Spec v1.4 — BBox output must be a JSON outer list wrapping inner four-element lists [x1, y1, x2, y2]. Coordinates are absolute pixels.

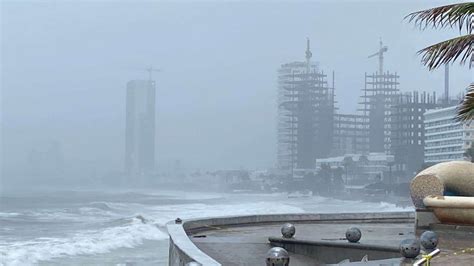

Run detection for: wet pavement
[[191, 222, 413, 265], [190, 221, 474, 265]]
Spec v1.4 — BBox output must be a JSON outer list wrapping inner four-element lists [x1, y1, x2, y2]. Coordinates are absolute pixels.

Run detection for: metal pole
[[413, 249, 441, 266], [444, 64, 449, 105]]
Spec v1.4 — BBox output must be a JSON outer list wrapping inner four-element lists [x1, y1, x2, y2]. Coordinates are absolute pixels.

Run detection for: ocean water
[[0, 189, 412, 265]]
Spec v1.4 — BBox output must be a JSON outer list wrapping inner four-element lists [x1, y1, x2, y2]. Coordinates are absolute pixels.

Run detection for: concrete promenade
[[167, 212, 415, 265], [191, 222, 413, 265], [167, 211, 474, 265]]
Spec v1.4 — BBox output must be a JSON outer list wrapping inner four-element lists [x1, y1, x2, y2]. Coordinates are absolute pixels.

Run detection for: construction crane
[[368, 39, 388, 75], [145, 66, 161, 81]]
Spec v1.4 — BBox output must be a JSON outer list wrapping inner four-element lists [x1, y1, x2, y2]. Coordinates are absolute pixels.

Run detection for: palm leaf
[[406, 3, 474, 33], [456, 83, 474, 122], [418, 34, 473, 70]]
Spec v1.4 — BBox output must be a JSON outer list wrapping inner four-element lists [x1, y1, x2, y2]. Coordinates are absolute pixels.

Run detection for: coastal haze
[[1, 1, 473, 266]]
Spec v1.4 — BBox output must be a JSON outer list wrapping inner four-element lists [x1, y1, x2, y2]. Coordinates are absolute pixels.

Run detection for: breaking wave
[[0, 216, 167, 266]]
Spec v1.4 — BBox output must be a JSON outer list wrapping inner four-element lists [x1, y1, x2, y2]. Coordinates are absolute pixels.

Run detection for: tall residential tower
[[125, 80, 156, 179]]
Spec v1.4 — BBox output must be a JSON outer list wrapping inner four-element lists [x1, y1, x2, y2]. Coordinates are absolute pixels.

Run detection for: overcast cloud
[[1, 1, 473, 183]]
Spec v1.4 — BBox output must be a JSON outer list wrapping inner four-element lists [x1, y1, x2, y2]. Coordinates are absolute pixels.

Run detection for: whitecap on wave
[[144, 201, 306, 226], [0, 216, 167, 266], [0, 212, 21, 218], [144, 190, 225, 201]]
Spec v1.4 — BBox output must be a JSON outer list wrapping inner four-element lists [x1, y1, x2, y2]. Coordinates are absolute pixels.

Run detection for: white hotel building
[[424, 106, 474, 163]]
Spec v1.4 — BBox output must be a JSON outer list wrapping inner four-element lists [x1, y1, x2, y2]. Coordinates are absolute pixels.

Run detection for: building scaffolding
[[277, 39, 335, 172], [332, 114, 369, 156], [276, 39, 447, 181], [390, 91, 439, 177], [359, 71, 400, 153]]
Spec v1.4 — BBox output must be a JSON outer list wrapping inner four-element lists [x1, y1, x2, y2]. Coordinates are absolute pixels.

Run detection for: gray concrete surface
[[191, 222, 413, 265], [167, 212, 414, 265], [167, 211, 474, 265]]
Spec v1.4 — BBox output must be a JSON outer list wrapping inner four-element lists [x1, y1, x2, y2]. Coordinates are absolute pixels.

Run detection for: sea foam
[[0, 217, 167, 266]]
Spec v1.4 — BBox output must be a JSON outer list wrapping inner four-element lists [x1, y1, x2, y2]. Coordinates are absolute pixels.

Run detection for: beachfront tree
[[359, 155, 369, 165], [406, 3, 473, 121], [464, 146, 474, 162]]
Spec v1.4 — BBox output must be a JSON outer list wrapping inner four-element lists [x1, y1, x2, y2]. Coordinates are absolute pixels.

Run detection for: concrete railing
[[167, 211, 414, 266], [167, 223, 221, 266]]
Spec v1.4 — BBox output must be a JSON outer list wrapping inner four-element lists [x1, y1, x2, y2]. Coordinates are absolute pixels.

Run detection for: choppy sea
[[0, 188, 412, 265]]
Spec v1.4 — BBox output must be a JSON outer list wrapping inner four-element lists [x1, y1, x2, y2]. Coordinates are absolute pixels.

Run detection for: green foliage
[[343, 156, 353, 166], [417, 35, 473, 70], [457, 84, 474, 121], [464, 146, 474, 162], [407, 3, 474, 120], [406, 3, 473, 70], [406, 3, 473, 33]]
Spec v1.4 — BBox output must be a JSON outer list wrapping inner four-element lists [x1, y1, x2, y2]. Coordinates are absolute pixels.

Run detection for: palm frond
[[456, 83, 474, 122], [406, 3, 474, 33], [418, 34, 473, 70]]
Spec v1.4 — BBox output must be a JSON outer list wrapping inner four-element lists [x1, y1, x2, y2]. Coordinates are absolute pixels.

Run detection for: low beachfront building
[[315, 153, 395, 185], [424, 106, 474, 164]]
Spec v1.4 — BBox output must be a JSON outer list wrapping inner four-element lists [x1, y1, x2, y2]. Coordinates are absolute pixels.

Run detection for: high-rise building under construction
[[277, 39, 335, 172], [390, 91, 439, 176], [359, 40, 400, 153], [277, 39, 448, 180]]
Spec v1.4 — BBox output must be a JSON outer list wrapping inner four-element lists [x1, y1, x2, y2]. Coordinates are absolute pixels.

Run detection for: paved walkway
[[191, 222, 413, 265], [191, 221, 474, 265], [425, 228, 474, 266]]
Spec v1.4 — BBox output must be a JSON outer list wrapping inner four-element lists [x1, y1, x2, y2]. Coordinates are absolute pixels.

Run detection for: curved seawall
[[167, 211, 414, 265]]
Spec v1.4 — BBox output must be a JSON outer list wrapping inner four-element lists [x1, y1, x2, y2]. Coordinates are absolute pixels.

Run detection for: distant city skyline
[[2, 1, 472, 181]]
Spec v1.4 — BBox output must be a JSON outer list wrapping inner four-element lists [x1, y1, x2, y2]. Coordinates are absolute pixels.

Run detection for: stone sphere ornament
[[265, 247, 290, 266], [420, 231, 439, 250], [345, 227, 362, 243], [281, 223, 296, 238], [399, 239, 421, 258]]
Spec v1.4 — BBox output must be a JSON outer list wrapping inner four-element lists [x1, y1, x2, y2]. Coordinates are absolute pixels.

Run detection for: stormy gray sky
[[1, 1, 473, 179]]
